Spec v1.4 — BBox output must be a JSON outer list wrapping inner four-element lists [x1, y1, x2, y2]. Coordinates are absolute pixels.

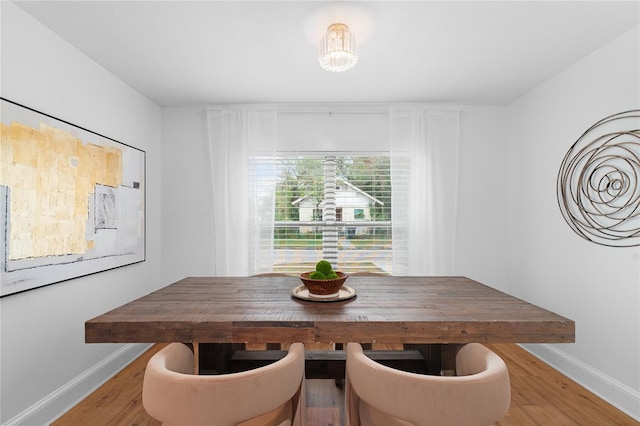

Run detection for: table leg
[[440, 344, 465, 376], [197, 343, 246, 375], [193, 342, 200, 375], [404, 344, 440, 375], [403, 344, 466, 375]]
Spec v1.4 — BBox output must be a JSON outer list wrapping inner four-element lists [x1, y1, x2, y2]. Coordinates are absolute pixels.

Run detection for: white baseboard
[[2, 343, 152, 426], [520, 343, 640, 422]]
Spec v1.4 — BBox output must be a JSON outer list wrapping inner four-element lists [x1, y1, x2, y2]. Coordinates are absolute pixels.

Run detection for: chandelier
[[319, 23, 358, 72]]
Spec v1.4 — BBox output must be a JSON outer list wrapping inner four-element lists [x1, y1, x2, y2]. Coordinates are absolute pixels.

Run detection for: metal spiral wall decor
[[557, 110, 640, 247]]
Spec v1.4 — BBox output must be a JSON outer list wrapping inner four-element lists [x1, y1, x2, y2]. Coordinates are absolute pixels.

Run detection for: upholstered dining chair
[[142, 342, 306, 426], [345, 342, 511, 426]]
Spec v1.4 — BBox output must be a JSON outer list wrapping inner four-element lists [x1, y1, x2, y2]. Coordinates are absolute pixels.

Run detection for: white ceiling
[[13, 1, 640, 107]]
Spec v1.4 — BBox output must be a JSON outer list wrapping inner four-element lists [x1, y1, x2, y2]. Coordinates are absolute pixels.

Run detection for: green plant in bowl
[[315, 260, 333, 276], [309, 271, 327, 280]]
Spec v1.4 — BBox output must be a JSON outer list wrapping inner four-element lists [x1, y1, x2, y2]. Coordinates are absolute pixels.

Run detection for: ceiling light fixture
[[319, 23, 358, 72]]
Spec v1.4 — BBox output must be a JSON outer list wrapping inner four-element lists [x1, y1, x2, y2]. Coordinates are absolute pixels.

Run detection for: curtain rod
[[206, 103, 463, 115], [278, 110, 389, 116]]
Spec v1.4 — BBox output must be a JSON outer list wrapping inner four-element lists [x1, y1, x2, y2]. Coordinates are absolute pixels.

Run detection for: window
[[210, 107, 459, 277], [250, 153, 392, 274]]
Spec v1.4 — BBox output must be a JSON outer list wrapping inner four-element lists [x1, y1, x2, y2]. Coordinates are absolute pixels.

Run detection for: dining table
[[85, 275, 575, 376]]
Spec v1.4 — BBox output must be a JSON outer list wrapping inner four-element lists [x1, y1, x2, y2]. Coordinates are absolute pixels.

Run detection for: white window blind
[[249, 152, 393, 274]]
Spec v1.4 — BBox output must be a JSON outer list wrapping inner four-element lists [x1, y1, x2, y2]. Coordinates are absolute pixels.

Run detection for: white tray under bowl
[[291, 284, 356, 302]]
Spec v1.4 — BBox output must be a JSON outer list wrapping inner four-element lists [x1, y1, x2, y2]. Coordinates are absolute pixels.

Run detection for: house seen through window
[[253, 153, 392, 274]]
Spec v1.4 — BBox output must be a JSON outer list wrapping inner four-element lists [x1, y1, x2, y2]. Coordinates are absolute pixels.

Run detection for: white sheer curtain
[[204, 106, 458, 276], [390, 108, 461, 275], [205, 108, 277, 276]]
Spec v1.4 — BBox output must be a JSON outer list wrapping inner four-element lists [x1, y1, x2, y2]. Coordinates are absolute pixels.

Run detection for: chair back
[[143, 342, 305, 426], [345, 342, 510, 426]]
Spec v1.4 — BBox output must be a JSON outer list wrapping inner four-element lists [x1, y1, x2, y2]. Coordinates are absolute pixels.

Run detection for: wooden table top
[[85, 276, 575, 345]]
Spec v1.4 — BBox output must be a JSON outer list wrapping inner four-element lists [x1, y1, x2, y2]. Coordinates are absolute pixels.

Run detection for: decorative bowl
[[299, 271, 348, 296]]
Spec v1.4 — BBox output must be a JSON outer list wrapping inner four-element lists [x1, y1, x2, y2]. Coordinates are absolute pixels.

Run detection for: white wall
[[505, 26, 640, 419], [161, 108, 214, 284], [456, 106, 509, 288], [0, 3, 163, 424]]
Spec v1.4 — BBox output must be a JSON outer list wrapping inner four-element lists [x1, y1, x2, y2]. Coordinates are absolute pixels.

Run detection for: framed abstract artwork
[[1, 98, 145, 297]]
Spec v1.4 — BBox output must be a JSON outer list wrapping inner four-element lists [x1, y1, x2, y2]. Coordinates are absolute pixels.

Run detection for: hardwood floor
[[52, 343, 638, 426]]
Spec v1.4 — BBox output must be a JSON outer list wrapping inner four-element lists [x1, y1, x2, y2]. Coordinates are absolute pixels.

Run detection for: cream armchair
[[143, 342, 306, 426], [345, 342, 511, 426]]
